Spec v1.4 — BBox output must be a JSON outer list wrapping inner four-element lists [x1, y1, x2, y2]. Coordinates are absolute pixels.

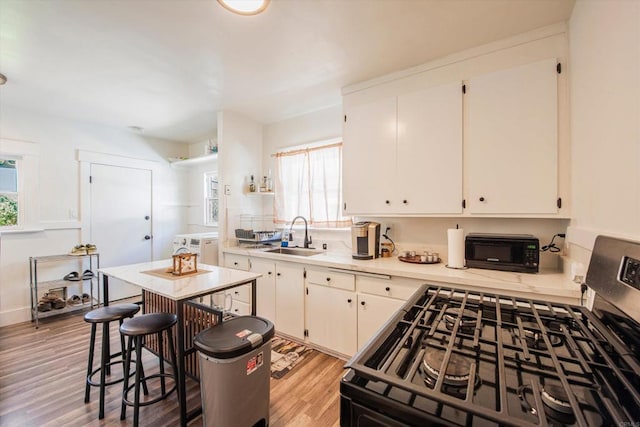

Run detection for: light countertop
[[99, 259, 261, 301], [223, 247, 582, 304]]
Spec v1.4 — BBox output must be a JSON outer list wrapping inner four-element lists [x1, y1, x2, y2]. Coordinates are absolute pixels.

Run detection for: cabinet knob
[[234, 291, 239, 295], [403, 200, 407, 204], [326, 277, 331, 282], [361, 301, 366, 306], [385, 287, 390, 292], [277, 272, 281, 276], [479, 197, 485, 202], [385, 200, 390, 205], [347, 299, 352, 303], [267, 271, 272, 275], [144, 235, 151, 240]]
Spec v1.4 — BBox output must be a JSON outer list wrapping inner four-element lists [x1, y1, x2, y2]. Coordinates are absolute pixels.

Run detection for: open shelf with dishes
[[29, 253, 100, 328]]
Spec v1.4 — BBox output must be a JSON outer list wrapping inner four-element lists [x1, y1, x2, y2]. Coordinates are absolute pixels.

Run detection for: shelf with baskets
[[29, 253, 100, 328]]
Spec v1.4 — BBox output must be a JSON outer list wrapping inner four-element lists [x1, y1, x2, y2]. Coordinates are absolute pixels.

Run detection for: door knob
[[144, 215, 150, 220], [144, 235, 151, 240]]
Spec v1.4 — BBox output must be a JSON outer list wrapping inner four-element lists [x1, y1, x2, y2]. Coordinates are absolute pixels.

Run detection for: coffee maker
[[351, 222, 381, 260]]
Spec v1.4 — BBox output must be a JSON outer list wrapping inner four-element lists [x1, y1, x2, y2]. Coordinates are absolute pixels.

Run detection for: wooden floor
[[0, 311, 344, 427]]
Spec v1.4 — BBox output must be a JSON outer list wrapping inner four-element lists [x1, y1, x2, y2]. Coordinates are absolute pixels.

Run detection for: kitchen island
[[99, 260, 261, 427]]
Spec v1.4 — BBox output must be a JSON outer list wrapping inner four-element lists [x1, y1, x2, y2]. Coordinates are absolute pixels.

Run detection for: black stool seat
[[84, 303, 141, 420], [119, 312, 177, 336], [120, 312, 179, 427], [84, 303, 140, 323]]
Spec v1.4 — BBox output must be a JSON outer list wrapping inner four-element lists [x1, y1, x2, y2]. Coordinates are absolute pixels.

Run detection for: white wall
[[217, 110, 264, 248], [567, 0, 640, 263], [0, 107, 189, 326]]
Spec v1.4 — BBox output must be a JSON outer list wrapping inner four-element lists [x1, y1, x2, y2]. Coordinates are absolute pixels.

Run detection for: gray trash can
[[194, 315, 275, 427]]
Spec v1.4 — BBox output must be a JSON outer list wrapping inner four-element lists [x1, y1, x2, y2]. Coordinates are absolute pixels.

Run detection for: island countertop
[[99, 259, 261, 301]]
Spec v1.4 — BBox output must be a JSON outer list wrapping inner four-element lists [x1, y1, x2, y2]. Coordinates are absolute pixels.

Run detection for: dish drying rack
[[235, 214, 286, 247]]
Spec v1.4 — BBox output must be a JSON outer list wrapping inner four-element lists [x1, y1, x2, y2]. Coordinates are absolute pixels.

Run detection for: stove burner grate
[[420, 348, 480, 391]]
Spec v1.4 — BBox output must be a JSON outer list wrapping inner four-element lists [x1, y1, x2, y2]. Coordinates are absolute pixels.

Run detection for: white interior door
[[90, 164, 152, 302]]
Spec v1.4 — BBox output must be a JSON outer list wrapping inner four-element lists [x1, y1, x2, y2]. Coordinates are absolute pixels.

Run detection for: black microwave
[[465, 233, 539, 273]]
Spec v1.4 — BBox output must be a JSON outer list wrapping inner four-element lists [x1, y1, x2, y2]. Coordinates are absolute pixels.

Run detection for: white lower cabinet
[[306, 284, 357, 356], [357, 293, 404, 351], [305, 267, 357, 356], [356, 275, 422, 351], [224, 253, 250, 271], [249, 258, 276, 323], [274, 262, 306, 340]]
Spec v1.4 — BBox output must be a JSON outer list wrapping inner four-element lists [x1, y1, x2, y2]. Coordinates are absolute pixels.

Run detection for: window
[[0, 159, 18, 227], [204, 172, 219, 226], [274, 141, 351, 228]]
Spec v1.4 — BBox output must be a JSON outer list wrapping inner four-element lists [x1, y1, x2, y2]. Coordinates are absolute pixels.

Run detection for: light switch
[[224, 184, 231, 196]]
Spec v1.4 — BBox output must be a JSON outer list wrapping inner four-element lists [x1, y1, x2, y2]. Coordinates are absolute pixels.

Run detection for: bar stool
[[120, 312, 179, 427], [84, 303, 141, 419]]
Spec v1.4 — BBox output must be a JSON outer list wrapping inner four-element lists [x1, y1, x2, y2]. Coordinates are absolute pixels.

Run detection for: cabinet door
[[466, 58, 558, 214], [357, 293, 404, 351], [397, 81, 463, 214], [250, 258, 276, 323], [224, 253, 249, 271], [274, 262, 305, 340], [343, 97, 397, 214], [306, 284, 357, 356]]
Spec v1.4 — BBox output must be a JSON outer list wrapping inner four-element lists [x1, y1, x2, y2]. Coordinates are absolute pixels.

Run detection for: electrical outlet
[[381, 223, 393, 238], [224, 184, 231, 196]]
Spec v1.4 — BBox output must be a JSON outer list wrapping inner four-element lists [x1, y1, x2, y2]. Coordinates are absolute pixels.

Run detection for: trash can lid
[[194, 316, 275, 359]]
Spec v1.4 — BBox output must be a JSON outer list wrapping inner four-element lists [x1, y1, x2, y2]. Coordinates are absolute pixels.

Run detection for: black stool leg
[[99, 321, 109, 419], [158, 331, 166, 395], [121, 335, 134, 421], [84, 323, 97, 404], [133, 335, 143, 427], [166, 326, 179, 400]]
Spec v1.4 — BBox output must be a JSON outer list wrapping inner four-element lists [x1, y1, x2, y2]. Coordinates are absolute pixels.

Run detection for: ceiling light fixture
[[217, 0, 270, 16], [0, 73, 7, 85]]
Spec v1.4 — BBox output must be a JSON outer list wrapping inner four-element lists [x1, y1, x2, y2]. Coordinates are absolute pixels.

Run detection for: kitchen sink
[[263, 247, 322, 257]]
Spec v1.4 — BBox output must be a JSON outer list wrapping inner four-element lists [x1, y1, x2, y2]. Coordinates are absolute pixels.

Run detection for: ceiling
[[0, 0, 575, 143]]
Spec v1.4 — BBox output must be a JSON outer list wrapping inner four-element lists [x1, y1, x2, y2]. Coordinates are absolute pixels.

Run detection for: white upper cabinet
[[397, 82, 463, 214], [465, 58, 559, 214], [343, 81, 463, 215], [342, 96, 397, 215]]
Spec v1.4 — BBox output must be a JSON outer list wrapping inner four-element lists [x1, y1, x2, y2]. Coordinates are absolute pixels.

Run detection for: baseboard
[[0, 306, 32, 328]]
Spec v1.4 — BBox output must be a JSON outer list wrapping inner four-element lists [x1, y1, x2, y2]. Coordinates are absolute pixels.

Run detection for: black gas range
[[340, 235, 640, 426]]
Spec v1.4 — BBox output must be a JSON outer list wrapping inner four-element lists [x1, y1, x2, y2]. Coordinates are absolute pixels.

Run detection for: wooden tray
[[398, 255, 441, 265]]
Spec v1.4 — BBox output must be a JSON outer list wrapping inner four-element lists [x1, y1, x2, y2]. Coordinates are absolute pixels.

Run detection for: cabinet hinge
[[557, 197, 562, 209], [303, 269, 307, 279], [344, 115, 347, 123], [557, 63, 562, 74], [462, 199, 466, 209], [89, 176, 92, 184], [306, 287, 308, 295], [462, 84, 466, 94], [304, 329, 309, 337], [343, 202, 347, 211]]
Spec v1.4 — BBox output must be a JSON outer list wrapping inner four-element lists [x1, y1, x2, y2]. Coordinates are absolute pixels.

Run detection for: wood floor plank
[[0, 311, 345, 426]]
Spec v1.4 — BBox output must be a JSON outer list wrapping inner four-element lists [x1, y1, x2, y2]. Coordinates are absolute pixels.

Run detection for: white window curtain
[[274, 142, 352, 228]]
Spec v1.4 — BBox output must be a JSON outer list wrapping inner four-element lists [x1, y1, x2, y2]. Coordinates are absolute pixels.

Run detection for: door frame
[[77, 150, 159, 258]]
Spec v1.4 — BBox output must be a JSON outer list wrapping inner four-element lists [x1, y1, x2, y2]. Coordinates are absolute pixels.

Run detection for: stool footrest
[[87, 359, 139, 388], [122, 373, 177, 407]]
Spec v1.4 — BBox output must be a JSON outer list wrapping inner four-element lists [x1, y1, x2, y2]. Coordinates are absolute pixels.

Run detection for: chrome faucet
[[289, 216, 312, 248]]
